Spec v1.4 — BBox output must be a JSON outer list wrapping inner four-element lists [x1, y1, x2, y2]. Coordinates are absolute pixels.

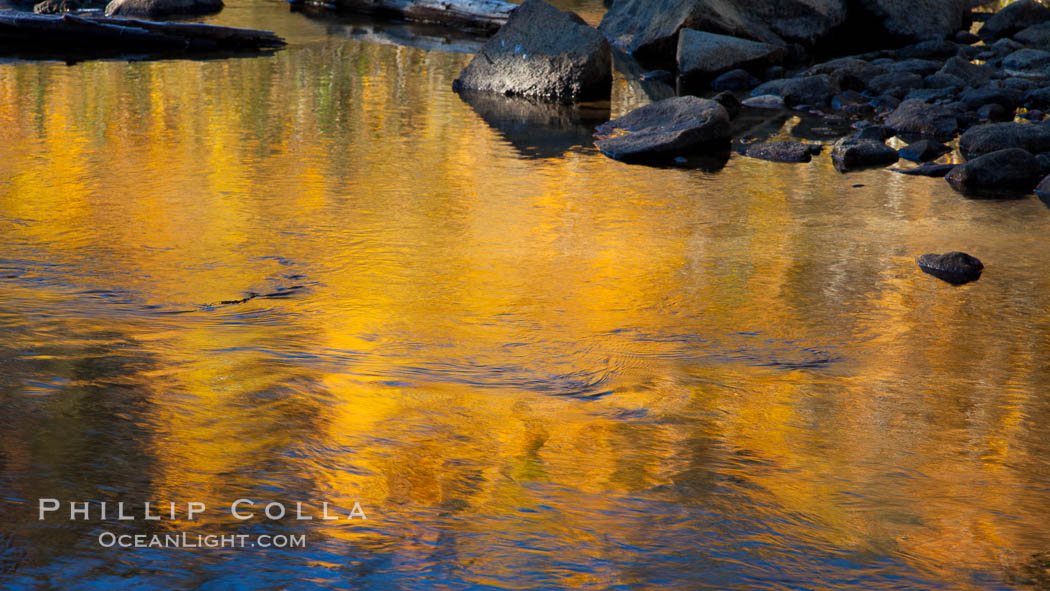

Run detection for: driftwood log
[[290, 0, 515, 32], [0, 12, 285, 57]]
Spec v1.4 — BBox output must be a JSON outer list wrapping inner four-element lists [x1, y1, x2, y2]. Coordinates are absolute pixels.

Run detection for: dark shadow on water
[[289, 4, 487, 54], [455, 88, 611, 160]]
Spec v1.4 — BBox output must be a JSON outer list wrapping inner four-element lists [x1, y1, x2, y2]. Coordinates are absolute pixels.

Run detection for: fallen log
[[0, 11, 285, 58], [289, 0, 515, 33]]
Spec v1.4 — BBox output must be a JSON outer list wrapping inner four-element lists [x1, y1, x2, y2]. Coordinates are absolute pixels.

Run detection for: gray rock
[[750, 74, 837, 107], [884, 99, 959, 138], [868, 71, 925, 96], [854, 0, 970, 43], [903, 88, 958, 102], [936, 56, 995, 88], [711, 68, 760, 91], [955, 30, 980, 45], [741, 94, 786, 109], [676, 29, 786, 86], [871, 94, 902, 113], [856, 125, 893, 140], [105, 0, 220, 17], [1014, 22, 1050, 46], [897, 39, 961, 60], [1023, 87, 1050, 110], [959, 122, 1050, 156], [832, 90, 875, 114], [899, 139, 951, 161], [593, 96, 731, 162], [885, 58, 945, 77], [977, 103, 1011, 121], [1003, 77, 1039, 92], [712, 90, 741, 118], [960, 87, 1020, 111], [1002, 49, 1050, 72], [946, 147, 1043, 194], [744, 141, 822, 162], [805, 57, 887, 91], [831, 136, 899, 171], [917, 252, 983, 284], [1036, 173, 1050, 199], [925, 73, 967, 90], [979, 0, 1050, 41], [452, 0, 611, 104]]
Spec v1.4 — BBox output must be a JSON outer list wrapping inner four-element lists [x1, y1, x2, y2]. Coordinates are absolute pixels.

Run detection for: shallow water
[[3, 1, 1050, 589]]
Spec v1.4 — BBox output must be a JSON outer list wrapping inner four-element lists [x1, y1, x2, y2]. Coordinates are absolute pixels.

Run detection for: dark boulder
[[750, 74, 836, 107], [711, 68, 760, 91], [744, 141, 821, 162], [936, 56, 995, 88], [452, 0, 611, 104], [1014, 22, 1050, 46], [955, 30, 980, 45], [593, 96, 731, 163], [884, 99, 958, 139], [712, 90, 741, 118], [959, 87, 1020, 112], [899, 139, 951, 161], [1024, 87, 1050, 110], [945, 148, 1043, 194], [917, 252, 983, 284], [976, 103, 1011, 121], [978, 0, 1050, 42], [1036, 173, 1050, 199], [885, 58, 944, 77], [805, 57, 887, 92], [831, 136, 899, 171], [925, 73, 966, 90], [676, 29, 785, 88], [856, 125, 894, 140], [897, 39, 961, 60], [958, 122, 1050, 157], [105, 0, 221, 17], [868, 72, 924, 97], [832, 90, 875, 115], [1002, 49, 1050, 72], [851, 0, 970, 43]]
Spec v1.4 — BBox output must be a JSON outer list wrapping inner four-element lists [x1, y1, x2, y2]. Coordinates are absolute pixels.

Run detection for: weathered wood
[[0, 11, 286, 57], [291, 0, 515, 32]]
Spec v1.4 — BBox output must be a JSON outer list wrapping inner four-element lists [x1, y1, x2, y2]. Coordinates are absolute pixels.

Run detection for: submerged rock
[[593, 96, 730, 163], [831, 136, 899, 171], [945, 148, 1042, 195], [744, 141, 821, 163], [958, 122, 1050, 157], [891, 163, 956, 176], [676, 29, 785, 88], [105, 0, 222, 17], [917, 252, 983, 284], [452, 0, 611, 104]]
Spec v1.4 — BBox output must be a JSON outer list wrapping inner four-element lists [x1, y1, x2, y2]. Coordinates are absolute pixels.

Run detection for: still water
[[2, 1, 1050, 589]]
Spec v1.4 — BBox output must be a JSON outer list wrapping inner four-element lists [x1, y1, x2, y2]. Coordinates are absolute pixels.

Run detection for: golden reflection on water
[[3, 2, 1050, 588]]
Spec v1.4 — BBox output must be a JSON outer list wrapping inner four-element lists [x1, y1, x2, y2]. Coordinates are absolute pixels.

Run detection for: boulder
[[831, 136, 899, 171], [936, 56, 995, 88], [959, 87, 1020, 112], [597, 0, 848, 66], [958, 122, 1050, 157], [712, 90, 741, 118], [897, 39, 961, 59], [868, 71, 924, 97], [593, 96, 731, 162], [884, 99, 958, 138], [979, 0, 1050, 41], [744, 141, 822, 162], [1003, 49, 1050, 72], [711, 68, 760, 91], [885, 58, 944, 77], [676, 29, 785, 88], [805, 57, 887, 91], [917, 252, 983, 284], [1023, 87, 1050, 110], [750, 74, 836, 107], [1014, 22, 1050, 46], [945, 147, 1043, 194], [852, 0, 970, 43], [105, 0, 221, 17], [452, 0, 611, 104], [925, 73, 966, 90], [898, 139, 951, 161]]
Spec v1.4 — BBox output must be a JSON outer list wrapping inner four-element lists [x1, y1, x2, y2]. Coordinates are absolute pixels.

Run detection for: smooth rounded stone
[[960, 87, 1020, 111], [854, 0, 970, 43], [1023, 87, 1050, 110], [676, 29, 786, 87], [831, 136, 899, 171], [891, 163, 957, 176], [856, 125, 893, 140], [711, 69, 760, 91], [593, 96, 731, 162], [452, 0, 611, 104], [936, 56, 996, 88], [750, 75, 836, 107], [925, 73, 967, 90], [1002, 49, 1050, 72], [884, 99, 959, 139], [1037, 173, 1050, 199], [1014, 22, 1050, 46], [884, 59, 943, 77], [945, 148, 1043, 194], [916, 252, 983, 284], [805, 57, 887, 92], [744, 141, 822, 162], [597, 0, 848, 64], [712, 90, 741, 118], [955, 30, 980, 45], [897, 39, 961, 60], [831, 90, 874, 114], [868, 72, 924, 97], [741, 94, 786, 109], [977, 103, 1011, 121], [898, 139, 951, 161], [959, 122, 1050, 156], [105, 0, 220, 16], [979, 0, 1050, 41]]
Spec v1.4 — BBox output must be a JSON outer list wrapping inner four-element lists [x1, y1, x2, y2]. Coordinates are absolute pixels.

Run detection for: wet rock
[[1036, 173, 1050, 199], [805, 57, 887, 92], [744, 141, 821, 162], [676, 29, 785, 89], [597, 0, 848, 65], [711, 68, 759, 91], [925, 73, 966, 90], [903, 88, 957, 103], [712, 90, 741, 118], [868, 71, 924, 97], [750, 74, 836, 107], [899, 139, 950, 161], [853, 0, 970, 43], [960, 87, 1020, 112], [959, 122, 1050, 157], [897, 39, 961, 60], [1003, 78, 1038, 92], [1014, 22, 1050, 46], [979, 0, 1050, 42], [916, 252, 983, 284], [1002, 49, 1050, 72], [884, 99, 958, 139], [886, 58, 944, 77], [831, 136, 899, 171], [1023, 88, 1050, 111], [945, 148, 1043, 194], [741, 94, 785, 109], [891, 163, 957, 176], [955, 30, 980, 45], [856, 125, 893, 140], [936, 56, 995, 88], [593, 96, 731, 163], [105, 0, 221, 17], [870, 94, 901, 113], [452, 0, 611, 104], [976, 103, 1011, 121]]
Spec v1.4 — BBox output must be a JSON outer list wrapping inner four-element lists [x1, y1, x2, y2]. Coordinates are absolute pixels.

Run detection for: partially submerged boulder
[[898, 139, 950, 162], [593, 96, 730, 163], [958, 122, 1050, 158], [105, 0, 222, 18], [884, 99, 958, 139], [917, 252, 983, 284], [945, 148, 1043, 195], [676, 29, 785, 89], [452, 0, 611, 104], [831, 136, 899, 171], [744, 141, 821, 163]]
